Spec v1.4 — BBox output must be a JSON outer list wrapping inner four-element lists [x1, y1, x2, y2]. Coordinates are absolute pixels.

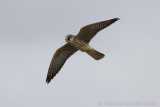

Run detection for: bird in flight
[[46, 18, 119, 83]]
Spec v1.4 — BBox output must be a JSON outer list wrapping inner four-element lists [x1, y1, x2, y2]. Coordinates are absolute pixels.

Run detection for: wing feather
[[76, 18, 119, 43], [46, 43, 77, 83]]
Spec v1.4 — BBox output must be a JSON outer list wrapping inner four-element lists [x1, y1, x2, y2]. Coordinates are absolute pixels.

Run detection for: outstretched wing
[[76, 18, 119, 43], [46, 43, 77, 83]]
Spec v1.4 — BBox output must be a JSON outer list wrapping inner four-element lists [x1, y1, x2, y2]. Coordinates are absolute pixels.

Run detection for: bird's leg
[[86, 50, 91, 53]]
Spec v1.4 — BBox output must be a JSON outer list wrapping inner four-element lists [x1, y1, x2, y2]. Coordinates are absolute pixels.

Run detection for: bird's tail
[[86, 48, 105, 60]]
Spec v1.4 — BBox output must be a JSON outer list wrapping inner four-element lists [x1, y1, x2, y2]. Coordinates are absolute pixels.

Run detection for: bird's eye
[[67, 37, 70, 41]]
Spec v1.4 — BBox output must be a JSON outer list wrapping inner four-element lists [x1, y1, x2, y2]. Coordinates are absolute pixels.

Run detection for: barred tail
[[86, 48, 105, 60]]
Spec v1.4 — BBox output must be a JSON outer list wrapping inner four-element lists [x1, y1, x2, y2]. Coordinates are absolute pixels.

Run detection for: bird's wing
[[46, 43, 77, 83], [76, 18, 119, 43]]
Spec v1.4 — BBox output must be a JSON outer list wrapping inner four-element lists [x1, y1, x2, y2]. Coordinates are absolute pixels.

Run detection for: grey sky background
[[0, 0, 160, 107]]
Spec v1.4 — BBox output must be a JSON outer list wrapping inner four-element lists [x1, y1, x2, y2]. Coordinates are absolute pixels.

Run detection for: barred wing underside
[[46, 43, 77, 83], [76, 18, 119, 43]]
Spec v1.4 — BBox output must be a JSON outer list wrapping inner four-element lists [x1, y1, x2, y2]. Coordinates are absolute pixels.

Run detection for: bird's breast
[[69, 39, 89, 52]]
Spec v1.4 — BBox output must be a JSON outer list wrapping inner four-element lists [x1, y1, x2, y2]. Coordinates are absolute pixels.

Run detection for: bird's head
[[65, 34, 75, 42]]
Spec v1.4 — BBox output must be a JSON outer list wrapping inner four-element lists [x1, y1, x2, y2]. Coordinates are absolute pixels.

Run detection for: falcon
[[46, 18, 119, 83]]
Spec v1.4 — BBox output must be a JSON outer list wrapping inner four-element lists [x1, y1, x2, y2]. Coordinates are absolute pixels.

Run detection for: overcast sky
[[0, 0, 160, 107]]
